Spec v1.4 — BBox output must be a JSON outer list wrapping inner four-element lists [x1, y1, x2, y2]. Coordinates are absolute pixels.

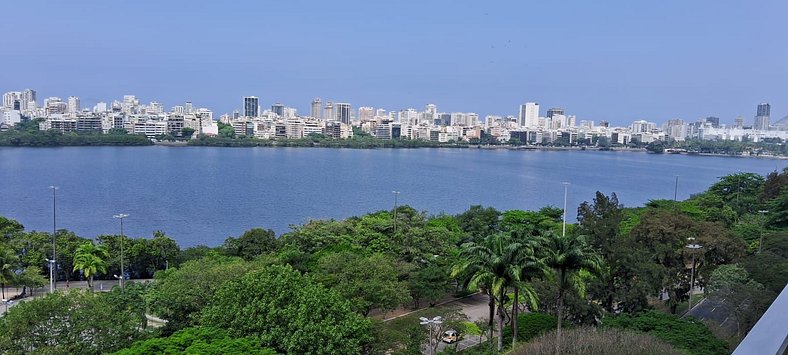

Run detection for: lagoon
[[1, 147, 784, 247]]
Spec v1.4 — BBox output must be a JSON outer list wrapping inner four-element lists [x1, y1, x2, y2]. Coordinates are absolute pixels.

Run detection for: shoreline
[[2, 140, 786, 160]]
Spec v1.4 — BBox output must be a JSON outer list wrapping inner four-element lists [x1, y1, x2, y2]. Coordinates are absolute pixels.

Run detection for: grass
[[511, 327, 682, 355]]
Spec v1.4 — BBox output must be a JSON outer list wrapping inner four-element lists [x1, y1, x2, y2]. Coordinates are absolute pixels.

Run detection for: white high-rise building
[[3, 92, 21, 110], [94, 102, 108, 113], [21, 89, 36, 110], [324, 102, 334, 121], [67, 96, 80, 113], [358, 107, 374, 121], [311, 98, 322, 119], [518, 102, 539, 127], [185, 101, 194, 114]]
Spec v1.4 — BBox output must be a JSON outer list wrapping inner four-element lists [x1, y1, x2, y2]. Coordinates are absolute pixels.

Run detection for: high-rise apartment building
[[324, 102, 334, 121], [3, 92, 21, 110], [358, 107, 374, 121], [67, 96, 80, 113], [271, 103, 284, 117], [185, 101, 193, 114], [311, 98, 322, 119], [518, 102, 539, 127], [547, 107, 564, 119], [243, 96, 259, 117], [754, 103, 770, 130], [705, 116, 720, 128], [21, 89, 36, 110], [335, 103, 352, 124]]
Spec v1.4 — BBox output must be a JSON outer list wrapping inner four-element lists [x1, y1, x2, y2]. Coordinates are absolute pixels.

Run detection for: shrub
[[512, 327, 681, 355], [112, 327, 277, 354], [603, 311, 728, 355], [501, 312, 562, 343]]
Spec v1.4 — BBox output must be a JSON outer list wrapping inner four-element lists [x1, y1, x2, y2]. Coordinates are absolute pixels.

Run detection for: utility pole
[[113, 214, 129, 289], [392, 191, 400, 235], [686, 238, 703, 312], [49, 186, 58, 291], [562, 182, 570, 237]]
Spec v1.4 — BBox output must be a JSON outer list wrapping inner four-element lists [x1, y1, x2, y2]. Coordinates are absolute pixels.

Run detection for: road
[[685, 297, 737, 334]]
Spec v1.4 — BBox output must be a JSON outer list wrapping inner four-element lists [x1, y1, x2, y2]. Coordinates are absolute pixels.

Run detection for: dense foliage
[[112, 327, 277, 355], [200, 265, 372, 354], [604, 311, 729, 355], [0, 286, 148, 354], [0, 129, 152, 146]]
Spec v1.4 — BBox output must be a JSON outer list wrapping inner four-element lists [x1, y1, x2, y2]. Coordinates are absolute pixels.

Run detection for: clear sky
[[2, 1, 786, 125]]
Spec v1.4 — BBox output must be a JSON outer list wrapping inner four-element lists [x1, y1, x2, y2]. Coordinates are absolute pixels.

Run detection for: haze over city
[[2, 1, 786, 125]]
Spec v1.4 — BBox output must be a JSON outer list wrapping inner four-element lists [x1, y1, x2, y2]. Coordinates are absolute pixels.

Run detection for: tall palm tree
[[510, 235, 548, 348], [0, 246, 18, 300], [542, 231, 601, 355], [453, 232, 524, 352], [73, 242, 109, 289]]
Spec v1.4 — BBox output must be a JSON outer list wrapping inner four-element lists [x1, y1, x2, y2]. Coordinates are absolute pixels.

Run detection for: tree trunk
[[488, 289, 495, 344], [556, 289, 563, 355], [1, 283, 5, 300], [88, 275, 93, 289], [497, 301, 504, 352], [512, 286, 519, 348]]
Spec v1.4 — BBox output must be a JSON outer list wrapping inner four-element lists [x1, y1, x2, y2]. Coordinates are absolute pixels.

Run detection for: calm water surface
[[1, 147, 785, 247]]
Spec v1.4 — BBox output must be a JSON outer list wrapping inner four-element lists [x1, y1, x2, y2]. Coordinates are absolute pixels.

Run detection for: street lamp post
[[113, 214, 129, 289], [392, 191, 400, 235], [673, 175, 679, 202], [562, 182, 570, 237], [419, 316, 443, 355], [49, 186, 58, 291], [112, 274, 123, 289], [758, 210, 769, 253], [45, 258, 55, 293], [686, 238, 703, 311]]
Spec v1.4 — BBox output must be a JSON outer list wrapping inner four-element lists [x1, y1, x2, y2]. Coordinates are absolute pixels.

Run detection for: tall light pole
[[758, 210, 769, 253], [562, 182, 570, 237], [392, 191, 400, 235], [419, 316, 443, 355], [49, 186, 58, 291], [686, 238, 703, 312], [113, 214, 129, 289], [673, 175, 679, 202]]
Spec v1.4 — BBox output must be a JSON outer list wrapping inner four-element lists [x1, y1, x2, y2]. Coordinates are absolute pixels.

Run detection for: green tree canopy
[[200, 264, 372, 354]]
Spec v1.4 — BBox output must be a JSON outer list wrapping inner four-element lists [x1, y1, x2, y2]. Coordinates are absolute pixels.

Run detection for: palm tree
[[510, 235, 548, 348], [542, 231, 601, 355], [0, 246, 19, 300], [73, 242, 109, 289], [453, 232, 524, 352]]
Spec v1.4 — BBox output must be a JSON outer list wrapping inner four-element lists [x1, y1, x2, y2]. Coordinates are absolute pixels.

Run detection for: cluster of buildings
[[2, 88, 787, 144]]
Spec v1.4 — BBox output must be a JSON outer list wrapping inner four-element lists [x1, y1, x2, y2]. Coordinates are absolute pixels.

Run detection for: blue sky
[[2, 1, 785, 125]]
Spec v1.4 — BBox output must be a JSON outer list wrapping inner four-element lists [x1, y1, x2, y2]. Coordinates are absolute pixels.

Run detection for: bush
[[501, 312, 562, 343], [512, 327, 681, 355], [112, 327, 277, 354], [603, 311, 728, 355]]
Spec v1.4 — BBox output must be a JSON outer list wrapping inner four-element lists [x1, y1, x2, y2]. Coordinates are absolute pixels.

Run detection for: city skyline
[[1, 1, 786, 124]]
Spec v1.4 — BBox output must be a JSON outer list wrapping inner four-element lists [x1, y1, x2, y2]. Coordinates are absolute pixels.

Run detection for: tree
[[73, 242, 110, 288], [200, 264, 372, 354], [147, 256, 255, 333], [314, 252, 410, 316], [222, 228, 278, 260], [455, 205, 501, 244], [181, 127, 196, 139], [510, 236, 547, 348], [541, 232, 601, 354], [646, 141, 665, 153], [16, 265, 47, 297], [453, 232, 524, 352], [0, 289, 147, 354], [0, 244, 18, 300], [707, 173, 765, 215], [706, 264, 776, 337]]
